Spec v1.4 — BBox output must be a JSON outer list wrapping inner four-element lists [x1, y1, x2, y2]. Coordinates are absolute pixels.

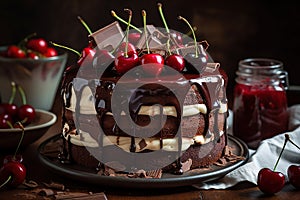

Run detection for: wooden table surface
[[1, 92, 300, 200]]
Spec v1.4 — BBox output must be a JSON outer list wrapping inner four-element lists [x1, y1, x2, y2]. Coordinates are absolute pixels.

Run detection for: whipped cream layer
[[63, 79, 227, 152], [63, 123, 224, 152], [65, 85, 227, 117]]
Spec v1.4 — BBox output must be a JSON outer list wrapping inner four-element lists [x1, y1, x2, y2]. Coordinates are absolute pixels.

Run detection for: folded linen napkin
[[194, 104, 300, 189]]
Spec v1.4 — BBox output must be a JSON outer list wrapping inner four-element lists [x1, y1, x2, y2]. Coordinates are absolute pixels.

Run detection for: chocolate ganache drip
[[59, 64, 81, 163]]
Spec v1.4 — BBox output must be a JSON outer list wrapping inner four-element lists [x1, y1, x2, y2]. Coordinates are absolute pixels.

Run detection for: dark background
[[1, 0, 299, 105]]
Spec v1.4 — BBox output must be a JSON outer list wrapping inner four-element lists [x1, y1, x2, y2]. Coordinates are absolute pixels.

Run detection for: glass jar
[[233, 58, 289, 149]]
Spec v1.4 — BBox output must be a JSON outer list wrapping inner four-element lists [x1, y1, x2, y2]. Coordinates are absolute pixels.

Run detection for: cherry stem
[[6, 120, 13, 129], [8, 81, 16, 104], [50, 42, 81, 57], [273, 134, 289, 171], [17, 84, 27, 105], [0, 175, 12, 188], [157, 3, 169, 33], [142, 10, 149, 54], [18, 32, 37, 47], [157, 3, 171, 55], [77, 16, 92, 35], [124, 9, 132, 58], [14, 122, 24, 158], [178, 16, 198, 58], [286, 134, 300, 151], [111, 10, 142, 33], [110, 34, 127, 54]]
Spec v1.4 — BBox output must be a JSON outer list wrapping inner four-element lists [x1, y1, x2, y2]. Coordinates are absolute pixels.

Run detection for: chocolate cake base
[[62, 133, 226, 174]]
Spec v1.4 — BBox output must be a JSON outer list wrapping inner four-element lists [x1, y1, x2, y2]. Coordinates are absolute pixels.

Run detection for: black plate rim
[[37, 134, 249, 188]]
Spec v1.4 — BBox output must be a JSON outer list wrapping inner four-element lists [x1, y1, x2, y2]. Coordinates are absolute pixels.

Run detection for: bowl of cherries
[[0, 34, 67, 111], [0, 82, 57, 150]]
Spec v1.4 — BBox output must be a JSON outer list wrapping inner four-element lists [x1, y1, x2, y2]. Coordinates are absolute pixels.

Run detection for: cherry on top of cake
[[57, 4, 224, 84], [84, 6, 221, 77]]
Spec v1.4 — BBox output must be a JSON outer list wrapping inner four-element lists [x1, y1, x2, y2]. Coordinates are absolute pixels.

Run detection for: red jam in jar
[[233, 58, 289, 149]]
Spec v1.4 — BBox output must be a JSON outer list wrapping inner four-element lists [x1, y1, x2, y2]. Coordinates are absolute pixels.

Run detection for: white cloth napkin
[[194, 104, 300, 189]]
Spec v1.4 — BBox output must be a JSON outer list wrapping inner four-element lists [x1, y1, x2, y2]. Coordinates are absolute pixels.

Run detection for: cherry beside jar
[[233, 58, 289, 149]]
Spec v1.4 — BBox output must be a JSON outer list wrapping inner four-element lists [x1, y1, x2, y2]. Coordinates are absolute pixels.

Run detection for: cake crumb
[[214, 145, 245, 166]]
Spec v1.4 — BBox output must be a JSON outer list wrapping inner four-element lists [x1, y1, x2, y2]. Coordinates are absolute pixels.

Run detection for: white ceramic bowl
[[0, 109, 57, 150], [0, 46, 67, 111]]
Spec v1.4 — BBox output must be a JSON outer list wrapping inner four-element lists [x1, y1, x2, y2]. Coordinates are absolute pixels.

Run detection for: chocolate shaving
[[146, 169, 163, 179], [181, 159, 193, 173], [38, 188, 56, 196], [128, 169, 148, 178], [100, 167, 163, 179], [214, 145, 245, 166], [216, 157, 227, 165], [103, 166, 116, 176], [205, 63, 220, 73], [138, 138, 147, 150], [127, 169, 163, 178], [22, 180, 39, 189], [224, 145, 232, 156], [43, 181, 65, 190]]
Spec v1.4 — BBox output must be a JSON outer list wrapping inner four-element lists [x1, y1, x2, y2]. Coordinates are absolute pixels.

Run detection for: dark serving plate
[[38, 134, 249, 189]]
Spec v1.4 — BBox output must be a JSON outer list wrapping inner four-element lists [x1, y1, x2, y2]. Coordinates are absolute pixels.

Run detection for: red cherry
[[0, 113, 13, 129], [0, 103, 18, 118], [43, 47, 58, 57], [170, 31, 183, 46], [27, 52, 39, 59], [7, 104, 18, 117], [128, 32, 141, 46], [257, 168, 285, 194], [288, 165, 300, 189], [6, 45, 26, 58], [116, 42, 137, 55], [114, 51, 139, 74], [92, 49, 114, 68], [140, 53, 164, 76], [17, 105, 36, 125], [26, 38, 48, 53], [77, 47, 96, 66], [165, 54, 185, 72], [0, 160, 26, 187]]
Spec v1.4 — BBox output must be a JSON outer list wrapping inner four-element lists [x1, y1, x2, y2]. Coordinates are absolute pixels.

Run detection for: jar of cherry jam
[[233, 58, 289, 149]]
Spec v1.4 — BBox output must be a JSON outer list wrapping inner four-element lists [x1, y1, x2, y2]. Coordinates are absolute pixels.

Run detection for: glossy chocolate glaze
[[59, 62, 227, 173]]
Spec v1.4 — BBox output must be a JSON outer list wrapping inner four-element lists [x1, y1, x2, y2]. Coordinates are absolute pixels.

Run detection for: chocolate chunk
[[136, 25, 164, 49], [138, 138, 147, 150], [205, 63, 220, 73], [90, 21, 124, 51]]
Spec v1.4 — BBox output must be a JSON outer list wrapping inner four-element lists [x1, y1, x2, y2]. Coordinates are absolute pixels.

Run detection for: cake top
[[64, 4, 224, 82]]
